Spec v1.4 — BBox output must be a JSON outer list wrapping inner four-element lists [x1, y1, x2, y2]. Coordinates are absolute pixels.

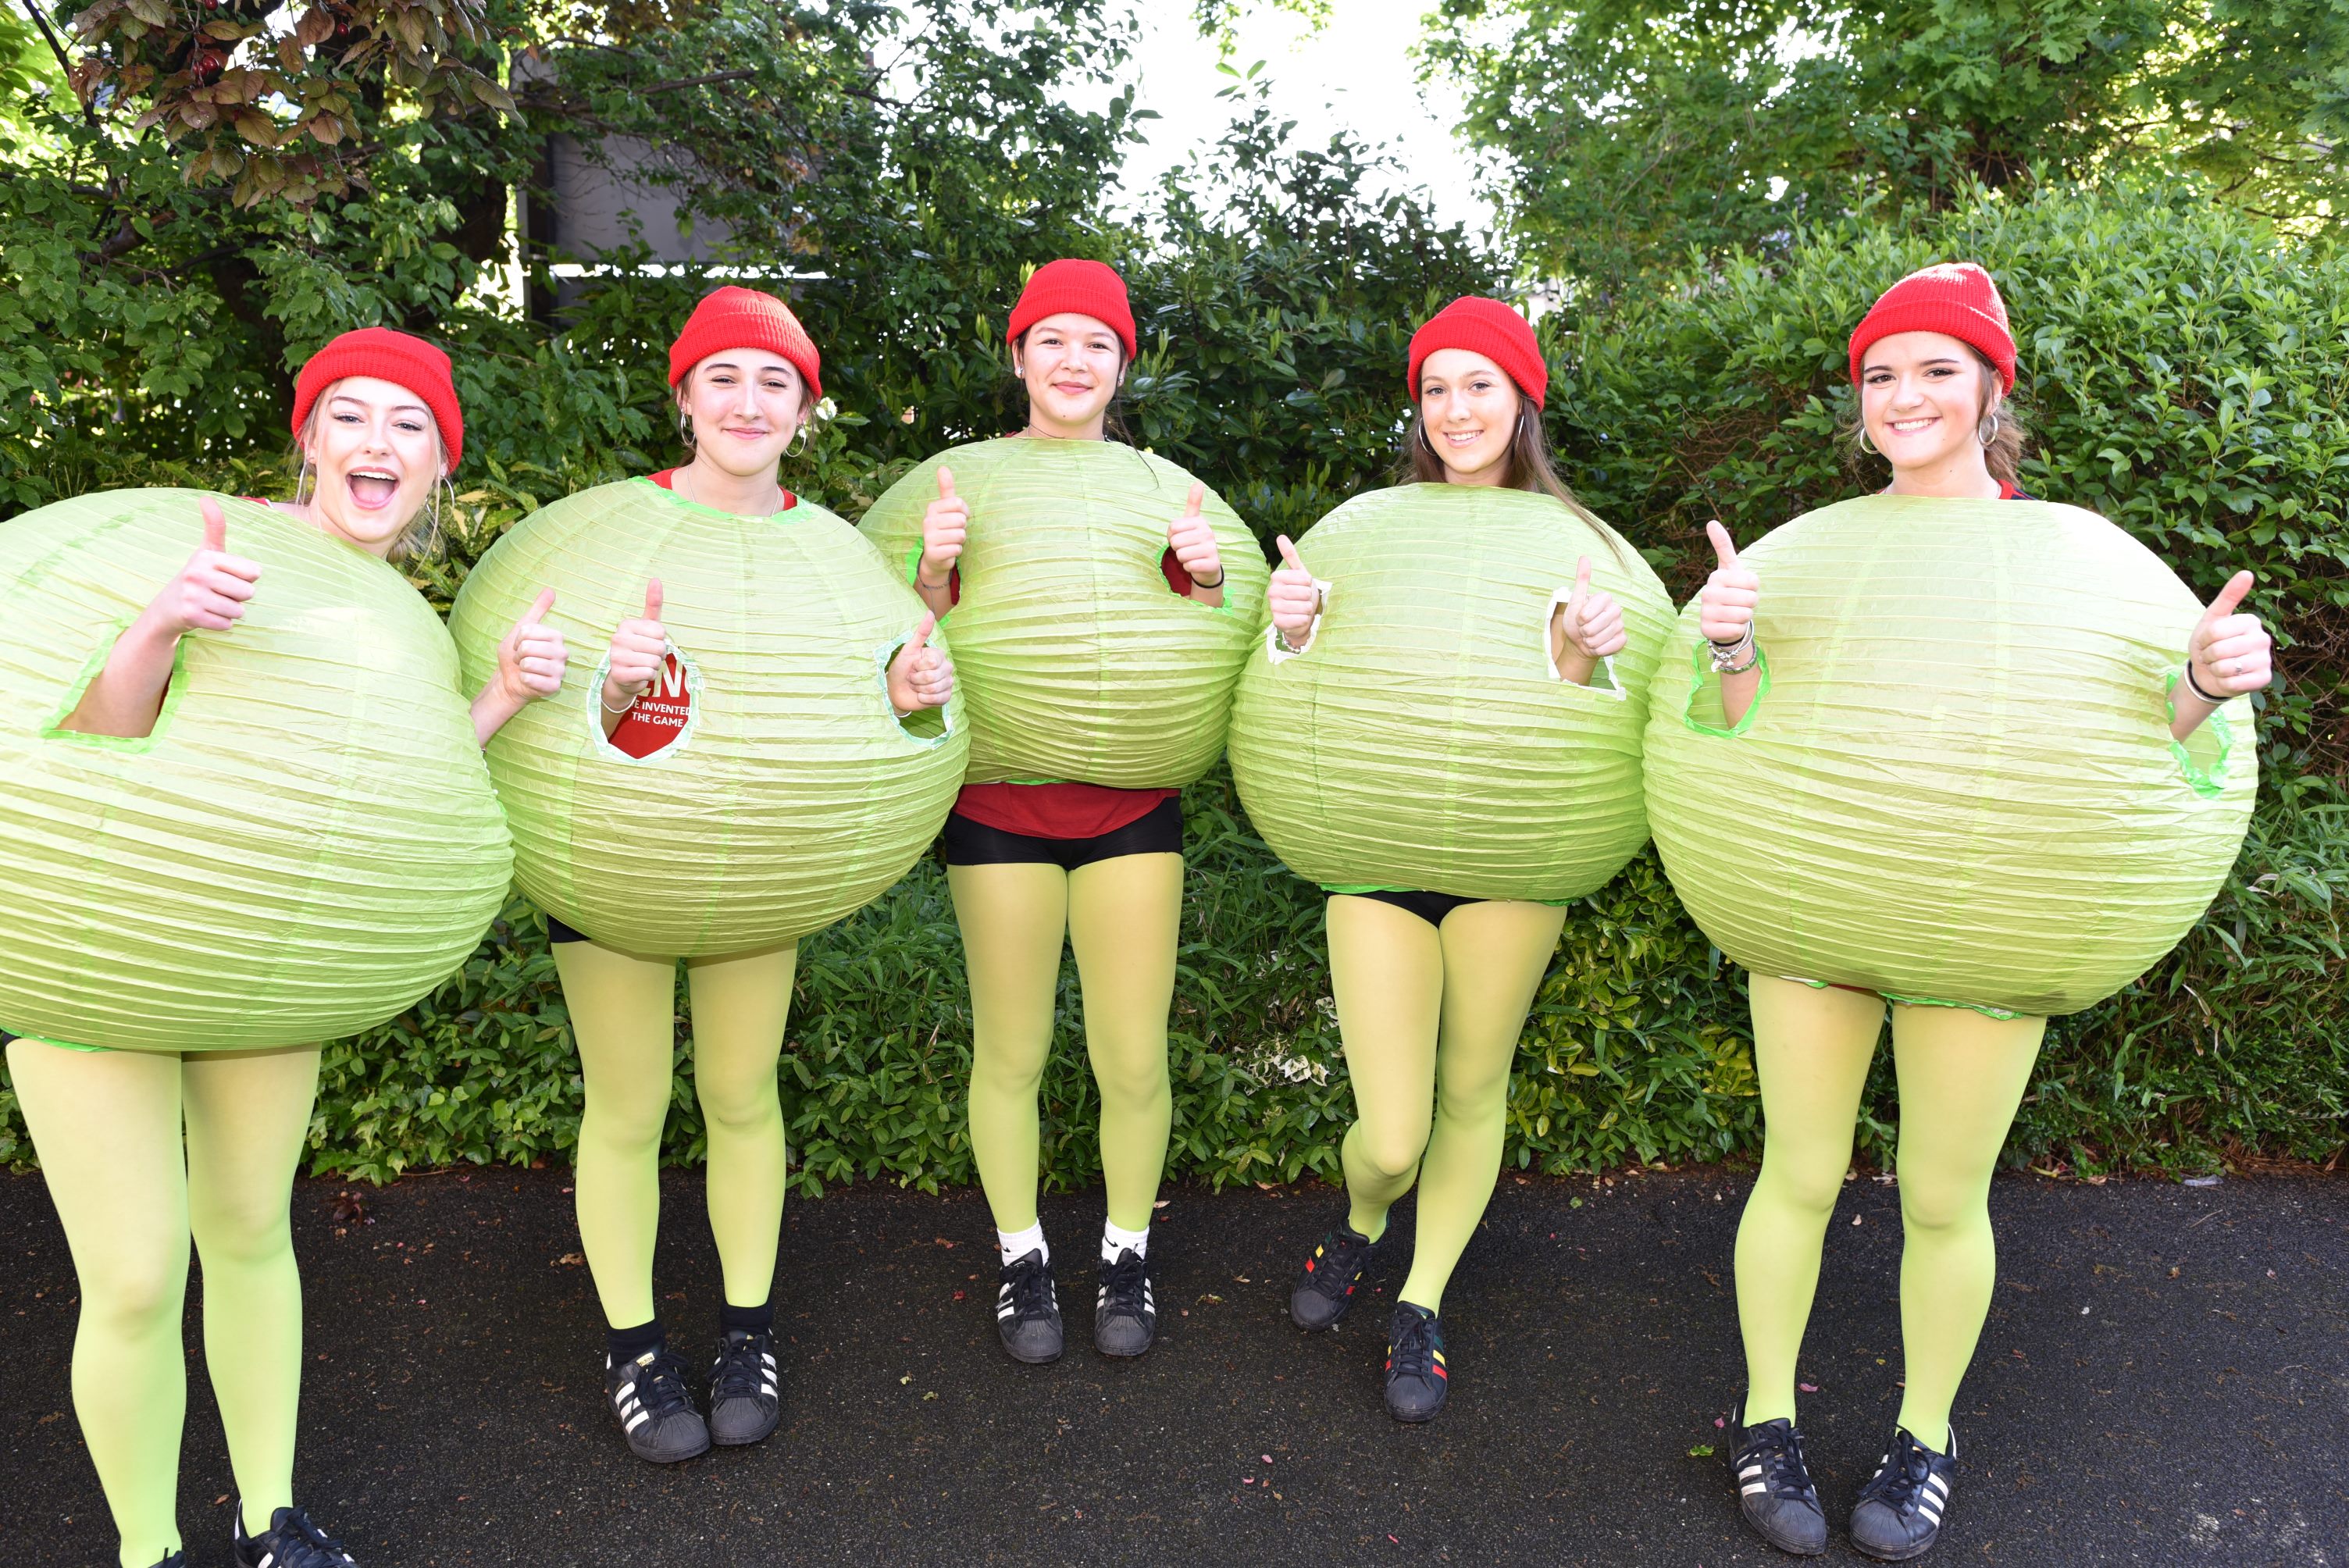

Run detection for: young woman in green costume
[[1271, 298, 1631, 1424], [547, 288, 954, 1466], [1710, 265, 2272, 1560], [8, 329, 565, 1568], [904, 259, 1229, 1365]]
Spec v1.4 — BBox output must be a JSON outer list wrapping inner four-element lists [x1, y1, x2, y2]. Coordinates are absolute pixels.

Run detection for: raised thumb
[[936, 465, 957, 502], [201, 497, 227, 554], [2205, 569, 2255, 620], [1276, 534, 1306, 573], [1706, 519, 1738, 569], [908, 611, 936, 654], [519, 587, 556, 626], [1183, 482, 1205, 519], [643, 578, 664, 623]]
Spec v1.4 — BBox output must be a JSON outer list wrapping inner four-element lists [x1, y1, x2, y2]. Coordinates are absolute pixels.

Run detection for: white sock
[[997, 1221, 1047, 1266], [1102, 1219, 1149, 1262]]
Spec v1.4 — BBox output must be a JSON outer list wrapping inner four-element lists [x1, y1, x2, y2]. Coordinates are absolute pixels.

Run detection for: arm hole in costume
[[41, 616, 191, 752], [1542, 586, 1627, 696], [1681, 638, 1768, 737], [875, 632, 953, 745], [1265, 580, 1332, 664], [2164, 670, 2233, 798], [901, 545, 960, 614]]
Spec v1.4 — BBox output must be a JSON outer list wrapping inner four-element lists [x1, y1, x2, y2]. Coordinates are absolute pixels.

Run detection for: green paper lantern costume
[[857, 437, 1269, 786], [1228, 482, 1674, 900], [448, 478, 968, 958], [1642, 493, 2257, 1020], [0, 488, 513, 1054]]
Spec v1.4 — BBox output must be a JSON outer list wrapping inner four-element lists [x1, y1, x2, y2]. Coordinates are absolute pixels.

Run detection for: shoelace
[[1002, 1253, 1057, 1325], [1388, 1310, 1441, 1380], [630, 1349, 700, 1422], [250, 1506, 355, 1567], [711, 1331, 772, 1403], [1304, 1230, 1368, 1302], [1859, 1431, 1935, 1513], [1743, 1424, 1819, 1502], [1099, 1249, 1150, 1317]]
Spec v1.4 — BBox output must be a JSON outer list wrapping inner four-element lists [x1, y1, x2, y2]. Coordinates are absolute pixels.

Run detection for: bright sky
[[1096, 2, 1500, 233]]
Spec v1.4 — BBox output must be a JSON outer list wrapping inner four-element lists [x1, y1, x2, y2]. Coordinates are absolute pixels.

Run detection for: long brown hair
[[1844, 345, 2029, 490], [1403, 393, 1611, 534]]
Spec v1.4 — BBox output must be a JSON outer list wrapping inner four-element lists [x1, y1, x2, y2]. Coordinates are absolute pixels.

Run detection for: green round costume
[[448, 478, 968, 957], [1642, 494, 2258, 1017], [1228, 483, 1675, 900], [857, 437, 1269, 786], [0, 488, 512, 1053]]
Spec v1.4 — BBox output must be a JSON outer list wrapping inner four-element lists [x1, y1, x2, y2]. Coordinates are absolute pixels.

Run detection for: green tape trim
[[2164, 670, 2233, 800], [1880, 990, 2025, 1022], [39, 616, 192, 754], [1680, 639, 1770, 739], [2, 1029, 110, 1053]]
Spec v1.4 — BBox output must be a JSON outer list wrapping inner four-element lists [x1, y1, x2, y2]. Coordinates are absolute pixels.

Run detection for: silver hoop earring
[[787, 422, 813, 459], [677, 411, 696, 449], [1858, 428, 1877, 456], [1977, 411, 2001, 447]]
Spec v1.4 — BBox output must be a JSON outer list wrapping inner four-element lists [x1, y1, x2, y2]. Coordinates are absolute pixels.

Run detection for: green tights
[[553, 938, 797, 1327], [1327, 895, 1566, 1314], [949, 853, 1182, 1235], [8, 1036, 320, 1566], [1734, 975, 2047, 1441]]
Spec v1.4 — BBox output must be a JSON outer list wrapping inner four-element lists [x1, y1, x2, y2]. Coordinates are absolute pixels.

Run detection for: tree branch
[[641, 69, 757, 96], [18, 0, 94, 127]]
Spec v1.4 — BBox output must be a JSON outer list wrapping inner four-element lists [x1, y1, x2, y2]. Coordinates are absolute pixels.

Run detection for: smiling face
[[677, 349, 809, 479], [297, 376, 444, 558], [1014, 312, 1125, 439], [1417, 348, 1522, 486], [1859, 330, 2002, 486]]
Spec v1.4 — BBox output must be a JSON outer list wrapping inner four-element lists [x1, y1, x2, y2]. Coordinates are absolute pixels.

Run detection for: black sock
[[606, 1317, 665, 1363], [719, 1299, 774, 1338]]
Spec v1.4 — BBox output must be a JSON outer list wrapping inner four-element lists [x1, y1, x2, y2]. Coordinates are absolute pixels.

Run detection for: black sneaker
[[1094, 1247, 1157, 1356], [1382, 1301, 1448, 1423], [1850, 1425, 1959, 1560], [1289, 1222, 1376, 1331], [604, 1344, 711, 1463], [1728, 1402, 1828, 1556], [708, 1328, 781, 1446], [233, 1503, 356, 1567], [995, 1248, 1064, 1364]]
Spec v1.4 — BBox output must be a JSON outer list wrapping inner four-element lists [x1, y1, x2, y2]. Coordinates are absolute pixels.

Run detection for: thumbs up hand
[[494, 587, 569, 704], [602, 579, 668, 712], [1167, 483, 1224, 587], [886, 611, 956, 715], [1268, 533, 1321, 648], [151, 497, 262, 635], [2186, 570, 2272, 699], [918, 466, 968, 590], [1554, 555, 1627, 665], [1697, 519, 1759, 647]]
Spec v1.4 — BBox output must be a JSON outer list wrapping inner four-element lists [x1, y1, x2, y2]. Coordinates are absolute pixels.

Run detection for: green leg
[[1325, 895, 1445, 1242], [949, 861, 1069, 1235], [685, 943, 797, 1310], [1067, 852, 1182, 1233], [555, 939, 679, 1329]]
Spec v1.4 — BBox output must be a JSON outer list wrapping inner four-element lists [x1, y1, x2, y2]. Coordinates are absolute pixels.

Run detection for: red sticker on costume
[[607, 647, 693, 760]]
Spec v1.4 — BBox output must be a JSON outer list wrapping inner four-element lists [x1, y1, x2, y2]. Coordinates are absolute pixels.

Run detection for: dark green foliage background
[[2, 4, 2342, 1183]]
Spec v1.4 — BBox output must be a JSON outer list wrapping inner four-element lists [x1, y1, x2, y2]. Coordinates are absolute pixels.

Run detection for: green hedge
[[3, 176, 2344, 1182]]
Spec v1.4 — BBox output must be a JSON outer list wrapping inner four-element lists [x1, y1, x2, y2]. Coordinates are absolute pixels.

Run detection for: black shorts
[[1349, 889, 1485, 928], [545, 914, 587, 944], [941, 796, 1184, 871]]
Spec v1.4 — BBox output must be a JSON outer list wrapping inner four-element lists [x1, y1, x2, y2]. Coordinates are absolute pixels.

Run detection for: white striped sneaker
[[708, 1328, 782, 1445], [1094, 1246, 1157, 1357], [1850, 1424, 1959, 1561], [996, 1248, 1064, 1364], [232, 1503, 356, 1567], [1727, 1402, 1828, 1555], [604, 1345, 711, 1463]]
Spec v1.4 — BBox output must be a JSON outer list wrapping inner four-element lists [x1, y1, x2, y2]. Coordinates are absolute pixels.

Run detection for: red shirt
[[646, 469, 797, 509], [939, 546, 1197, 841]]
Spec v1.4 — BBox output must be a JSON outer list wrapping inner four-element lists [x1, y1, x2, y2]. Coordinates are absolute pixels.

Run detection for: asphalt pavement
[[2, 1165, 2343, 1566]]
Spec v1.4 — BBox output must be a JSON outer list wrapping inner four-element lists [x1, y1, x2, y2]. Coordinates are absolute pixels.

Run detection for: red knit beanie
[[290, 327, 464, 473], [668, 286, 823, 403], [1407, 297, 1548, 408], [1848, 262, 2016, 393], [1005, 259, 1137, 360]]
